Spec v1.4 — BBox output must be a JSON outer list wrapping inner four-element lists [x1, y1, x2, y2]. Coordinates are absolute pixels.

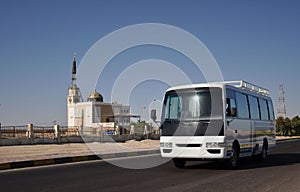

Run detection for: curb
[[0, 149, 160, 171], [276, 137, 300, 143]]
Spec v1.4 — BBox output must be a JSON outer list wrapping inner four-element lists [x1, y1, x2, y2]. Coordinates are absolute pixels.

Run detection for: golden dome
[[87, 89, 103, 102]]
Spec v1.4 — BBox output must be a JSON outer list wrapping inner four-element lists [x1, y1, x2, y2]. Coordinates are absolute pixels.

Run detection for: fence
[[0, 124, 160, 146], [60, 126, 80, 137], [32, 126, 55, 139], [0, 124, 80, 145], [0, 125, 82, 138], [0, 125, 27, 138]]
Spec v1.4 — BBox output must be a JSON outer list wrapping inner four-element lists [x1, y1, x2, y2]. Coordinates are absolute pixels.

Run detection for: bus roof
[[166, 80, 270, 96]]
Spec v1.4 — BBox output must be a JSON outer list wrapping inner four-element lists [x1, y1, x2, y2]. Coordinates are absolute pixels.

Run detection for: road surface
[[0, 139, 300, 192]]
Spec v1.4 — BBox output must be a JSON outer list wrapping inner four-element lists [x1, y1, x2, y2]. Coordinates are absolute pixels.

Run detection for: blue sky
[[0, 0, 299, 125]]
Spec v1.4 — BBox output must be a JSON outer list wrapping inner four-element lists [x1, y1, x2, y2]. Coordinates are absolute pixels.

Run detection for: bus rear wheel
[[258, 142, 268, 161], [172, 158, 186, 168]]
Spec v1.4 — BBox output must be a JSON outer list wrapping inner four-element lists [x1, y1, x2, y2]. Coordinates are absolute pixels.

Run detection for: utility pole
[[277, 83, 287, 118], [141, 107, 146, 122]]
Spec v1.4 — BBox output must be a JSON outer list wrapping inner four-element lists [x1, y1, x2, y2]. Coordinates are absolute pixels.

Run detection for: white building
[[67, 55, 131, 131]]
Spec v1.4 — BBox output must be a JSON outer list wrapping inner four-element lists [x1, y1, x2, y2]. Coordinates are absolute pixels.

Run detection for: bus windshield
[[163, 88, 223, 121]]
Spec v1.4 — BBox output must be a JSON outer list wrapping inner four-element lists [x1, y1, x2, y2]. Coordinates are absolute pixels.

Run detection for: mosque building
[[67, 55, 131, 132]]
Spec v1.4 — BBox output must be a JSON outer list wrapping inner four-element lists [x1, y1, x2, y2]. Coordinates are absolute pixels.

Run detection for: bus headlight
[[160, 142, 173, 148], [206, 142, 225, 148]]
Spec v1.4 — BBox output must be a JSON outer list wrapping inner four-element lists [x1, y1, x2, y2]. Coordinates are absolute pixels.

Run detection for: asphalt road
[[0, 139, 300, 192]]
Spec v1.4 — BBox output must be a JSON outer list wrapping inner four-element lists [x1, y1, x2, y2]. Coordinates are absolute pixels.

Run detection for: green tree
[[284, 118, 292, 136], [276, 116, 285, 136], [291, 116, 300, 136], [276, 116, 300, 136]]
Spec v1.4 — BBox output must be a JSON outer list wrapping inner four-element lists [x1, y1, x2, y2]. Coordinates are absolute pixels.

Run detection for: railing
[[32, 126, 55, 139], [60, 126, 79, 137], [0, 125, 80, 139], [0, 124, 160, 145], [0, 125, 27, 138]]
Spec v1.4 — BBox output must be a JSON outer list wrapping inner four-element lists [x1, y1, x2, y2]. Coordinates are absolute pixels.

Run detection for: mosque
[[66, 55, 132, 132]]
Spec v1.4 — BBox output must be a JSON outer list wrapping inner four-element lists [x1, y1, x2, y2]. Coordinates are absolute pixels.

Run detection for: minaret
[[67, 54, 82, 127], [71, 54, 77, 87], [67, 54, 82, 104]]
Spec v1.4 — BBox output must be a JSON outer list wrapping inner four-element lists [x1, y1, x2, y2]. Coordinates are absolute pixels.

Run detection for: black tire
[[172, 158, 186, 168], [258, 142, 268, 162], [227, 144, 239, 169]]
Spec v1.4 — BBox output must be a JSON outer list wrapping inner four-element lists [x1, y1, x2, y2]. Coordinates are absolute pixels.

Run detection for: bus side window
[[248, 96, 260, 120], [226, 98, 237, 117], [226, 98, 231, 116], [236, 92, 250, 119], [259, 98, 269, 120], [267, 100, 275, 120]]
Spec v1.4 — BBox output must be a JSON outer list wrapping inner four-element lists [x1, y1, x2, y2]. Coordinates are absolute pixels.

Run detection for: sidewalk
[[0, 140, 160, 170]]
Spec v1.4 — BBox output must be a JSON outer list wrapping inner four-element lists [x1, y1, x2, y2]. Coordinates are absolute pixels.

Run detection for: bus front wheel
[[227, 144, 239, 169]]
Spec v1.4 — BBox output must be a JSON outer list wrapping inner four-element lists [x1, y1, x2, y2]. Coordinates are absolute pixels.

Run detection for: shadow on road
[[184, 153, 300, 170], [239, 153, 300, 170]]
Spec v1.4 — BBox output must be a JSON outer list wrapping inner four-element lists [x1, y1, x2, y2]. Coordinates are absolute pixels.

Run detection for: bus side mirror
[[231, 107, 237, 117]]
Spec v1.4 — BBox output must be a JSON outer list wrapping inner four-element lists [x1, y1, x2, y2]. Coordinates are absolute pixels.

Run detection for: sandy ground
[[0, 140, 159, 164]]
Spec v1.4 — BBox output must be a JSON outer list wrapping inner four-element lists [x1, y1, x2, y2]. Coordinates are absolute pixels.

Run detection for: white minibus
[[160, 81, 276, 168]]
